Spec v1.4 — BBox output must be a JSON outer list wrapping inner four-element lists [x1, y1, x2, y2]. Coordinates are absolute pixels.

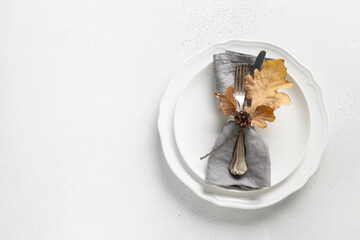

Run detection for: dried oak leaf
[[250, 105, 275, 129], [215, 86, 237, 117], [244, 59, 293, 128]]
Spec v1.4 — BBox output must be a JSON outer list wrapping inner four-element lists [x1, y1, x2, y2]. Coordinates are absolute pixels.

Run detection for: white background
[[0, 0, 359, 239]]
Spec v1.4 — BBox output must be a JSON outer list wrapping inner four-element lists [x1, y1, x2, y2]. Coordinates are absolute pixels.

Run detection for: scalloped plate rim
[[158, 39, 329, 209]]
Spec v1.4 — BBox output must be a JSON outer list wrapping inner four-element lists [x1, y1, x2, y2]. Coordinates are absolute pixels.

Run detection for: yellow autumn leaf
[[244, 59, 293, 128], [215, 86, 237, 117]]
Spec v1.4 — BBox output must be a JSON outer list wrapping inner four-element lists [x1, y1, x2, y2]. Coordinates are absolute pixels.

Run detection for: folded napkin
[[205, 51, 271, 189]]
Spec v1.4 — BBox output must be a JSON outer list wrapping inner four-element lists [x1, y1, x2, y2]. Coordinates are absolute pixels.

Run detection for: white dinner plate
[[158, 39, 329, 209], [174, 65, 310, 186]]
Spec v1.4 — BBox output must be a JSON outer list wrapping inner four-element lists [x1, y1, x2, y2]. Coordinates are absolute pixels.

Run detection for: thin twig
[[200, 132, 240, 160]]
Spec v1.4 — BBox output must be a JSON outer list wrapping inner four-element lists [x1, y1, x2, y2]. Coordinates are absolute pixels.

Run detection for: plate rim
[[158, 39, 329, 209]]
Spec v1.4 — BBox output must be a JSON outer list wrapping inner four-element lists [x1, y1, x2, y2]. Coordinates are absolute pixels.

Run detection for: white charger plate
[[158, 39, 329, 209]]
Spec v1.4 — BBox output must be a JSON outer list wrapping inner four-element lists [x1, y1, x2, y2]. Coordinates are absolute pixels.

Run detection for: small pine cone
[[234, 110, 252, 128]]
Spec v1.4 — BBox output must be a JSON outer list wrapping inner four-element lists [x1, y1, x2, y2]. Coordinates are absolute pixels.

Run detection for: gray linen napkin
[[205, 51, 271, 189]]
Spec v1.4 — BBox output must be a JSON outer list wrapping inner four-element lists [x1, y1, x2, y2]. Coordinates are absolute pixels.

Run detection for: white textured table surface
[[0, 0, 359, 239]]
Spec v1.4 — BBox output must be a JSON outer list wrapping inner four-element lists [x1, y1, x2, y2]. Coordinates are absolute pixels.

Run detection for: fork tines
[[234, 64, 248, 94]]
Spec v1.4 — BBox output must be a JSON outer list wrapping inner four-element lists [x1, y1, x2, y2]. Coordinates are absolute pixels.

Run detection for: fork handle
[[229, 128, 247, 175]]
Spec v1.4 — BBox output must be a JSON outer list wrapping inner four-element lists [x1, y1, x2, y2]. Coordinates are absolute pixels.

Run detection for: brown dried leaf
[[244, 59, 293, 128], [215, 86, 237, 117], [250, 105, 276, 129]]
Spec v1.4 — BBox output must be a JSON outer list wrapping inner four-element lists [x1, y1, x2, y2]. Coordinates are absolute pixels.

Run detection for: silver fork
[[229, 64, 248, 176]]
